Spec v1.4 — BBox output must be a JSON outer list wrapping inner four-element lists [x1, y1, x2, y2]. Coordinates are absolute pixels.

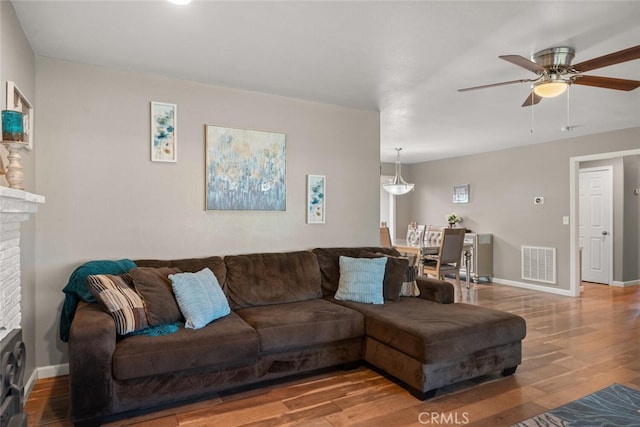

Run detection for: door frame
[[578, 166, 613, 285], [569, 148, 640, 297], [380, 175, 396, 240]]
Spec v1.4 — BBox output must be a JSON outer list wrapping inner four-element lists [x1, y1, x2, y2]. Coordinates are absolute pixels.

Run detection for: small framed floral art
[[307, 175, 325, 224], [150, 101, 177, 162]]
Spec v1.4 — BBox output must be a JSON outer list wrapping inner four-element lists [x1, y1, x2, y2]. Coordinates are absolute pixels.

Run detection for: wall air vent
[[521, 246, 556, 284]]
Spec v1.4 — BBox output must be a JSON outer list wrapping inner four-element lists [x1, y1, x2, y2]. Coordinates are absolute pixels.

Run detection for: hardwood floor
[[25, 282, 640, 426]]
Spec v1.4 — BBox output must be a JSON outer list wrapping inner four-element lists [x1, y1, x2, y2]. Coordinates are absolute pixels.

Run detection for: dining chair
[[380, 225, 392, 248], [406, 223, 426, 246], [422, 227, 466, 296], [380, 224, 420, 296], [422, 224, 446, 260]]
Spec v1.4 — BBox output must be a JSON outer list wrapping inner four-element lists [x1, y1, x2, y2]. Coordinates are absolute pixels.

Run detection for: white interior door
[[579, 167, 612, 284]]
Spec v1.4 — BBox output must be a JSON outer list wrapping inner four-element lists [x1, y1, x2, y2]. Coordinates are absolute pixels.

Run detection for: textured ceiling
[[11, 0, 640, 163]]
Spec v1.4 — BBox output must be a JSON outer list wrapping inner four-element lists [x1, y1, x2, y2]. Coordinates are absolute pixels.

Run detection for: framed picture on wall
[[205, 124, 286, 211], [150, 101, 177, 162], [307, 175, 326, 224], [6, 81, 34, 151], [453, 184, 470, 203]]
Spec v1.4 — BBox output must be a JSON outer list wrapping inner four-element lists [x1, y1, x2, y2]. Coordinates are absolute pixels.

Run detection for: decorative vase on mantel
[[1, 109, 28, 190], [1, 141, 27, 190]]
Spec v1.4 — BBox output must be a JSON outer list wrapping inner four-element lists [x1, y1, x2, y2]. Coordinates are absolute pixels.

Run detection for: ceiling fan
[[458, 44, 640, 107]]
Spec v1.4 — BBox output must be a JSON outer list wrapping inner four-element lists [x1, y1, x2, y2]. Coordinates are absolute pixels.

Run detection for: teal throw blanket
[[129, 322, 182, 337], [60, 259, 137, 342]]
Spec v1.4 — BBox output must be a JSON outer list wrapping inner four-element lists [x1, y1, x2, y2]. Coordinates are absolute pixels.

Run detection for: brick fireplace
[[0, 187, 44, 339], [0, 186, 44, 426]]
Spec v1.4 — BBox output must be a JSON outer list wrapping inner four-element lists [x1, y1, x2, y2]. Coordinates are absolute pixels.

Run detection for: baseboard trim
[[492, 277, 574, 297], [37, 363, 69, 379], [23, 364, 68, 403], [611, 279, 640, 287], [24, 368, 38, 401]]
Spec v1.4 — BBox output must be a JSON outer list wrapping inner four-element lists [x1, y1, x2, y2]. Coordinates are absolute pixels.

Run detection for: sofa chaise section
[[330, 296, 526, 398]]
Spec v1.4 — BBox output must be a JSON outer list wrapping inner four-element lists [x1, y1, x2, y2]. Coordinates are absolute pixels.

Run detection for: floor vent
[[521, 246, 556, 284]]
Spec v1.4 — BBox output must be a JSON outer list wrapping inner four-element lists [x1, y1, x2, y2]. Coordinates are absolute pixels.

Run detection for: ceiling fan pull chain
[[565, 85, 571, 131], [530, 91, 535, 133]]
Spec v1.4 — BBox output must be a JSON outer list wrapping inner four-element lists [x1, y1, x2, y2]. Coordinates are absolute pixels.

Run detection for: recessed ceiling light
[[168, 0, 191, 5]]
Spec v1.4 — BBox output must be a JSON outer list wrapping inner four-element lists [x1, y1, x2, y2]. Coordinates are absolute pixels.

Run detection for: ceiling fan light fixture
[[383, 148, 415, 196], [533, 80, 568, 98]]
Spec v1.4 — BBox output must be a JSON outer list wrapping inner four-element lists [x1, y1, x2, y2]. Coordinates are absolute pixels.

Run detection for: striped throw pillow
[[335, 256, 387, 304], [87, 273, 149, 335]]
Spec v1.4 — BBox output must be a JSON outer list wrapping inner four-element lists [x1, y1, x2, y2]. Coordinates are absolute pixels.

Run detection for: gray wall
[[623, 155, 640, 281], [392, 128, 640, 290], [1, 0, 37, 381], [34, 57, 380, 368]]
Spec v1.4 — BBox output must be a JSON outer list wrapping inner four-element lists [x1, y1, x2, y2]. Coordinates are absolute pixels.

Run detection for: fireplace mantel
[[0, 186, 45, 342], [0, 186, 45, 210]]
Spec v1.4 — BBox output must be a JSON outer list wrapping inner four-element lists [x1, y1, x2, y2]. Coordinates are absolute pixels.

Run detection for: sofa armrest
[[68, 301, 116, 422], [415, 276, 455, 304]]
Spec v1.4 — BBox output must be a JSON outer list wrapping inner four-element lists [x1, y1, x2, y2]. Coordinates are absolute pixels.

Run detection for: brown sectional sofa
[[67, 247, 526, 425]]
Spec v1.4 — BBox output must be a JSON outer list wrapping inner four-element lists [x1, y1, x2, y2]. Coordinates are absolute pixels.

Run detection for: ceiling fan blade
[[572, 44, 640, 72], [521, 92, 542, 107], [458, 78, 536, 92], [499, 55, 546, 73], [572, 75, 640, 91]]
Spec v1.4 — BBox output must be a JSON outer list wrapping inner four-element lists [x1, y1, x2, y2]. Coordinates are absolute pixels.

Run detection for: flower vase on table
[[445, 213, 462, 229]]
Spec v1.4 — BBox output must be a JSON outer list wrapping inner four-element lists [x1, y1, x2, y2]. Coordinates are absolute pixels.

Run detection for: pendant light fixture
[[383, 148, 414, 195]]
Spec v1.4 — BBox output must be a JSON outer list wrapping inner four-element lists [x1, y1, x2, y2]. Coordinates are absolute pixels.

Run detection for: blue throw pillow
[[335, 256, 387, 304], [169, 268, 230, 329]]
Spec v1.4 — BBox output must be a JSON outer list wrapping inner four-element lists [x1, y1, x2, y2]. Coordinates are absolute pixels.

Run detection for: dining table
[[392, 239, 473, 290]]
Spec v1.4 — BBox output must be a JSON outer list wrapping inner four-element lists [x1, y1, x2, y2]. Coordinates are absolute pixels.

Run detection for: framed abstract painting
[[306, 175, 325, 224], [453, 184, 470, 204], [150, 102, 177, 162], [205, 125, 286, 211]]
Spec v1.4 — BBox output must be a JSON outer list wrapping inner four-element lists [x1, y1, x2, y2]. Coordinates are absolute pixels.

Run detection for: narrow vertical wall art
[[307, 174, 325, 224], [150, 102, 177, 162]]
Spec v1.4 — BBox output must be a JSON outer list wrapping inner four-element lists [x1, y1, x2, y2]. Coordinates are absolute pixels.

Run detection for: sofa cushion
[[87, 273, 148, 335], [313, 247, 401, 297], [330, 297, 526, 364], [235, 299, 364, 353], [334, 256, 386, 304], [129, 266, 183, 326], [224, 251, 322, 310], [112, 311, 259, 380], [170, 268, 231, 329], [134, 256, 226, 287], [358, 251, 408, 301]]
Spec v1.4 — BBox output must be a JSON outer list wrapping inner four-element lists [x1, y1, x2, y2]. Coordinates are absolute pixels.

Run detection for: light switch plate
[[563, 216, 569, 225]]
